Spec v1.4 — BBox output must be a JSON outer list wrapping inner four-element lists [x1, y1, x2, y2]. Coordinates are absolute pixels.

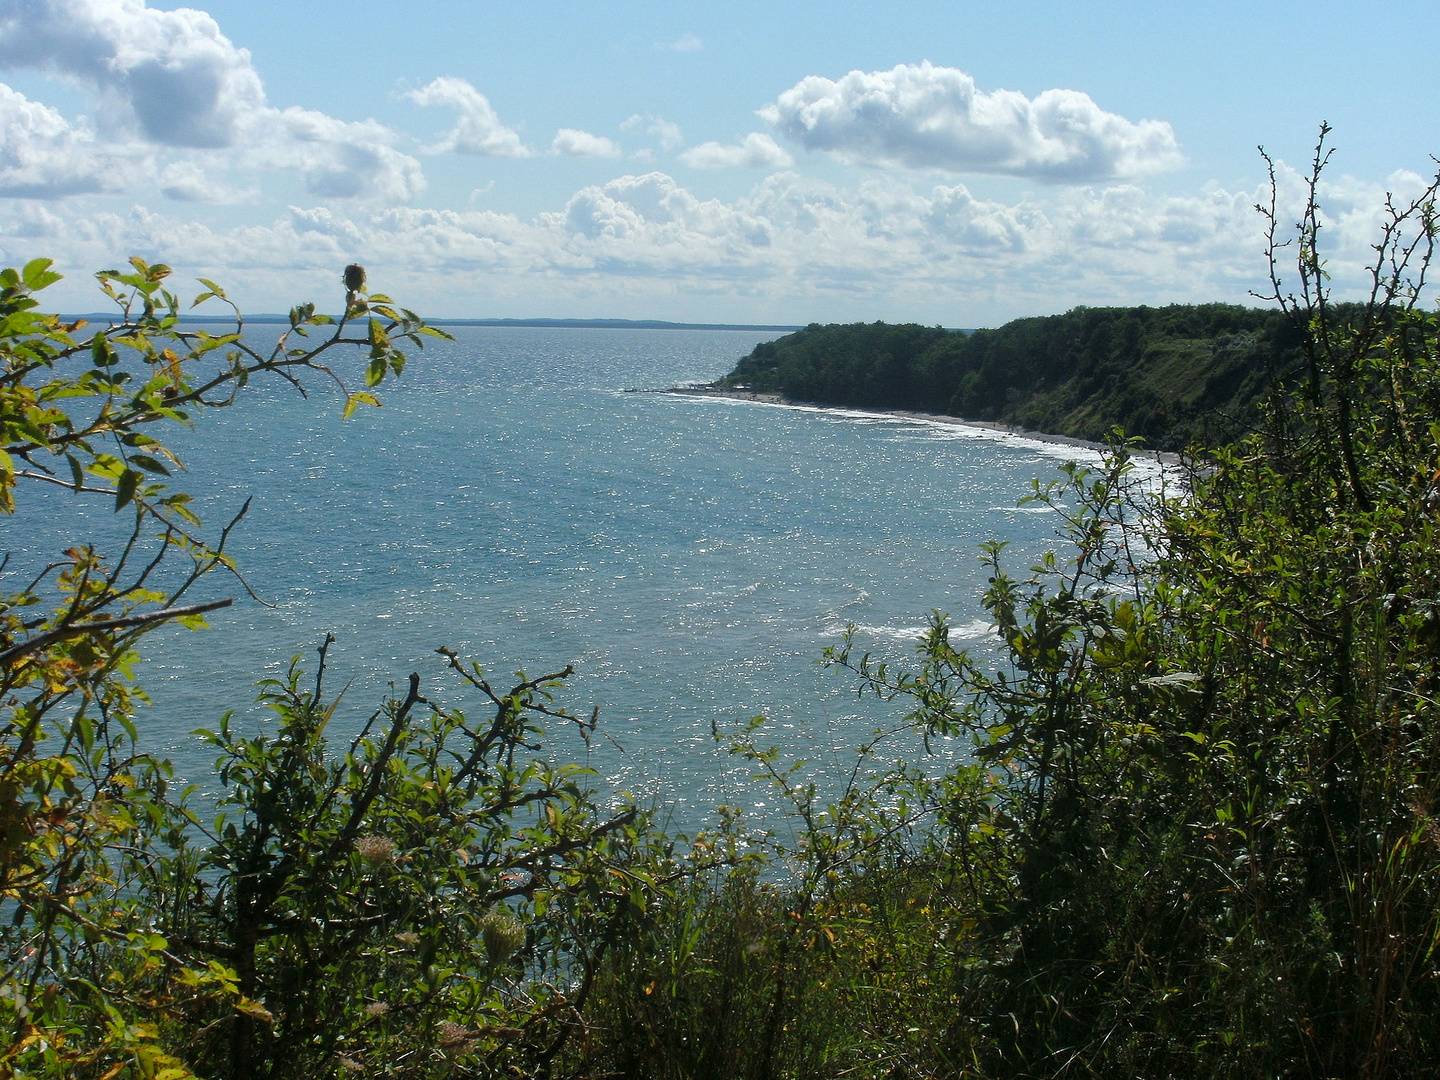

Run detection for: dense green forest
[[718, 304, 1299, 451], [5, 137, 1440, 1079]]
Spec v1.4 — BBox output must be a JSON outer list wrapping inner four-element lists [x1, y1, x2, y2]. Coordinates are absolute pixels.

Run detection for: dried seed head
[[355, 835, 397, 865], [437, 1020, 474, 1050], [343, 264, 366, 293]]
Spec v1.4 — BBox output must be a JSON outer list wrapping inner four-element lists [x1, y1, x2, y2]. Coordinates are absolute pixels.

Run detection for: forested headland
[[717, 303, 1296, 450], [6, 136, 1440, 1079]]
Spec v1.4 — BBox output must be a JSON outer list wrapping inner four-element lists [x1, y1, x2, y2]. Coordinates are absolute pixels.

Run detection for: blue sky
[[1, 0, 1436, 325]]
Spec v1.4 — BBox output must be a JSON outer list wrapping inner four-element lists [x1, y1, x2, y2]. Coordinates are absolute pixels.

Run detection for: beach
[[662, 385, 1183, 466]]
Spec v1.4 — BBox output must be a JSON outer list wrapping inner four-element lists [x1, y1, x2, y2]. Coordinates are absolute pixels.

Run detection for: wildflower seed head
[[480, 910, 526, 963], [355, 835, 397, 865]]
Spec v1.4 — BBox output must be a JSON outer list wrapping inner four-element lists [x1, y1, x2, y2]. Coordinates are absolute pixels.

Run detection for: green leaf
[[21, 257, 61, 292], [88, 453, 126, 479], [115, 467, 140, 510], [161, 493, 200, 526], [91, 332, 115, 366], [129, 454, 172, 476]]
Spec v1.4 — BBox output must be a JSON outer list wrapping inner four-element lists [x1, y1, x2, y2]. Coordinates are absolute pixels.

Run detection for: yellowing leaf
[[235, 997, 275, 1024], [342, 392, 380, 419]]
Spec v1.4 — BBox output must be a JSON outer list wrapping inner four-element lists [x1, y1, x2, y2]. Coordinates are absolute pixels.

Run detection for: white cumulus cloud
[[761, 61, 1182, 183], [0, 0, 265, 149], [551, 128, 621, 158], [680, 133, 793, 170], [0, 0, 425, 202], [404, 76, 530, 158], [661, 33, 702, 53], [0, 82, 138, 196], [156, 159, 251, 203], [266, 107, 426, 202], [622, 113, 683, 154]]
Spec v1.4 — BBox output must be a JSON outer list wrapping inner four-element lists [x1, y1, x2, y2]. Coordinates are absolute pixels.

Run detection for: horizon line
[[59, 313, 809, 332]]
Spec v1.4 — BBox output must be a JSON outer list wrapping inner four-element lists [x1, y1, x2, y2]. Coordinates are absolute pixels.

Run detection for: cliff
[[719, 304, 1303, 451]]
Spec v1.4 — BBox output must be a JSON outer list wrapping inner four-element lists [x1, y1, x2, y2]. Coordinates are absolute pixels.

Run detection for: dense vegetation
[[0, 261, 694, 1078], [5, 133, 1440, 1078], [719, 304, 1300, 451]]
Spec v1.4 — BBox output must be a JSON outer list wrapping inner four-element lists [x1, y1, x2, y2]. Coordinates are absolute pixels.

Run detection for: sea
[[5, 326, 1117, 836]]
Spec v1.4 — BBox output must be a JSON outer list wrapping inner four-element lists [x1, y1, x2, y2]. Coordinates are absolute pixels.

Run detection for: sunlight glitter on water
[[1, 327, 1087, 831]]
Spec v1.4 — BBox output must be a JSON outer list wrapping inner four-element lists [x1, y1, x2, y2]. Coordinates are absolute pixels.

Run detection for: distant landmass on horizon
[[63, 313, 809, 332]]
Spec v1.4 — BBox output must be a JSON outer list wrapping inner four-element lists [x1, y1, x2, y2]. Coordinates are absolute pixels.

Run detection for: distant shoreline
[[660, 385, 1182, 465], [61, 313, 803, 332]]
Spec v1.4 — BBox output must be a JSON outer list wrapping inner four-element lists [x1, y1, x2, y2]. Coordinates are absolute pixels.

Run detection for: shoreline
[[660, 386, 1182, 466]]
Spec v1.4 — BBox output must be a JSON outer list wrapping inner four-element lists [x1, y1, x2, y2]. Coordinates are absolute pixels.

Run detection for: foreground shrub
[[587, 131, 1440, 1080], [0, 262, 674, 1078]]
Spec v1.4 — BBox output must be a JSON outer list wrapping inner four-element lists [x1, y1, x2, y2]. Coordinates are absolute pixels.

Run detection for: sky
[[1, 0, 1437, 326]]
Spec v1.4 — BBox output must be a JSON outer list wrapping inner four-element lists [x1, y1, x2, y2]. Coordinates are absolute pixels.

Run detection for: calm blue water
[[4, 327, 1105, 832]]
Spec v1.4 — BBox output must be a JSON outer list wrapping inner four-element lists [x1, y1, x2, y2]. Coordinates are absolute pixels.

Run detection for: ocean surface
[[5, 326, 1113, 834]]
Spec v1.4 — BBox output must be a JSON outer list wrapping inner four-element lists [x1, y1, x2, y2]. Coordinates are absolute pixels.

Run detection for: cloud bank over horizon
[[0, 0, 1426, 325], [5, 160, 1423, 326]]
